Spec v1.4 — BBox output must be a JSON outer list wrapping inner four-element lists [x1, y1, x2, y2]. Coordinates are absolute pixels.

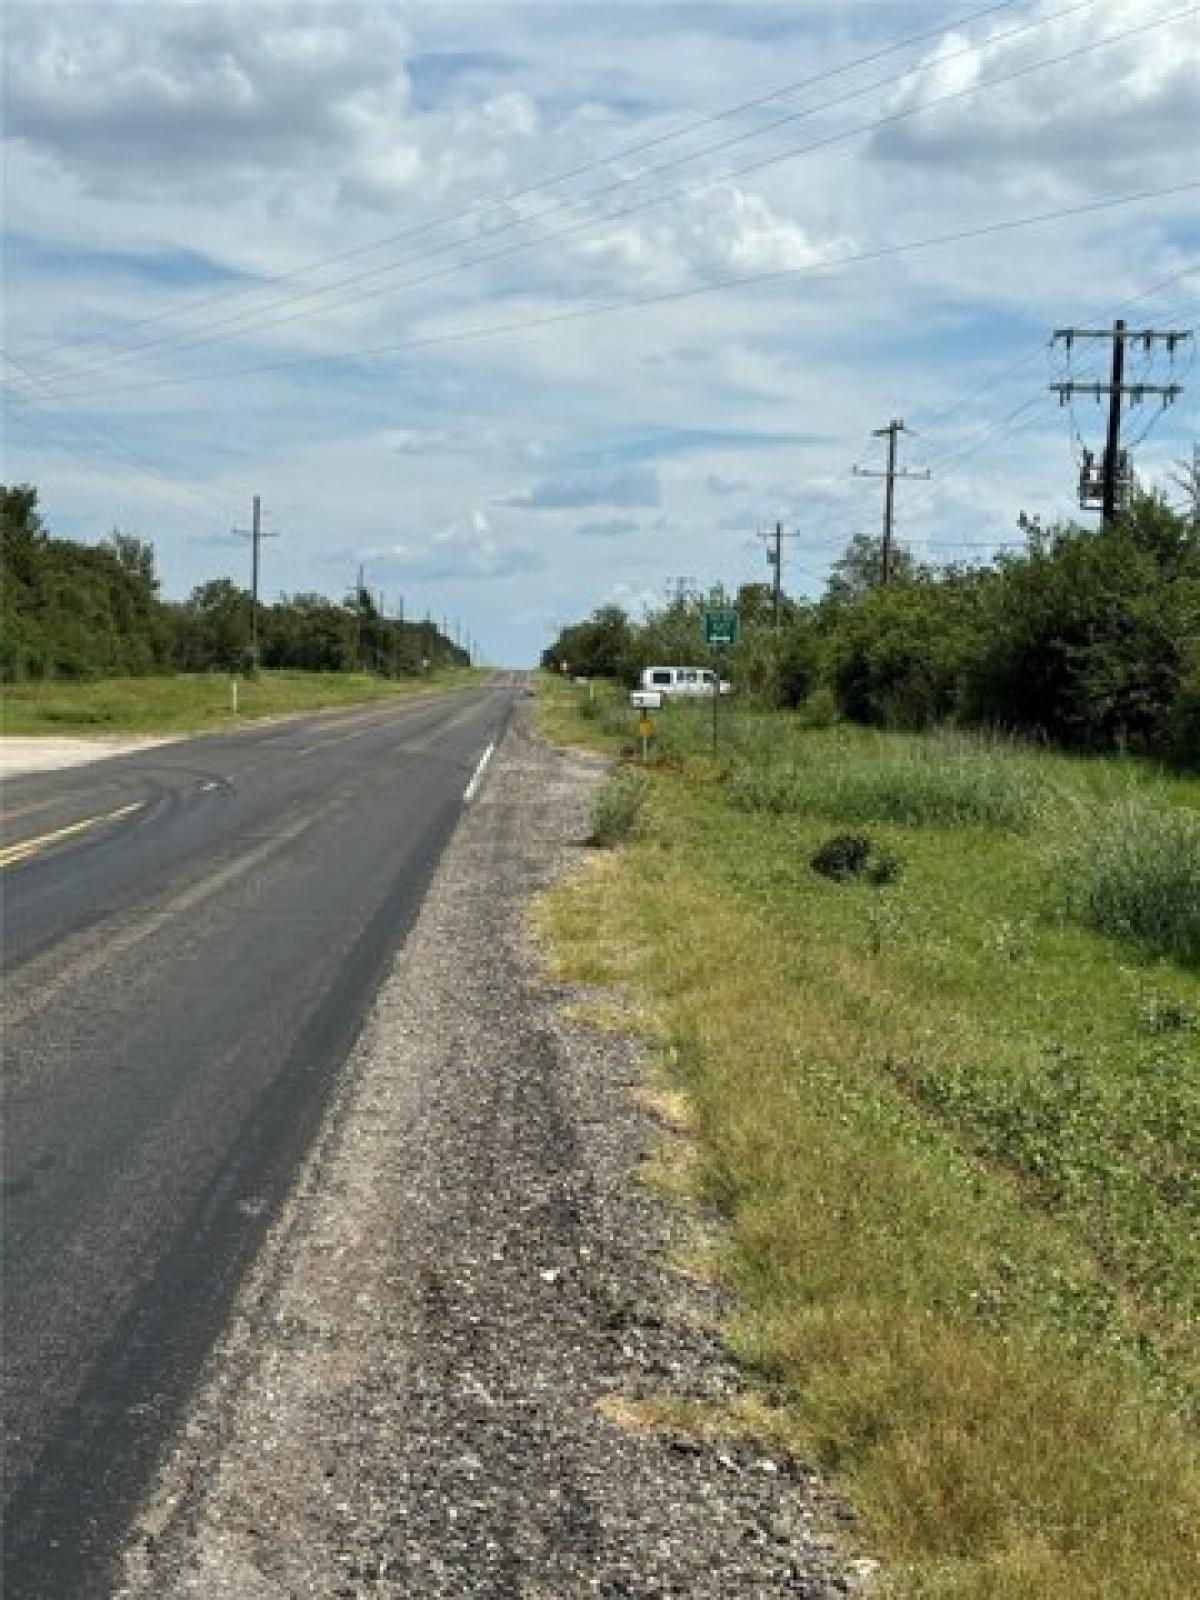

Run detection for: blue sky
[[3, 0, 1197, 663]]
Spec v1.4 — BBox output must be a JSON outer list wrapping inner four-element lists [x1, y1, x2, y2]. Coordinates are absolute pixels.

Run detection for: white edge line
[[463, 741, 496, 805]]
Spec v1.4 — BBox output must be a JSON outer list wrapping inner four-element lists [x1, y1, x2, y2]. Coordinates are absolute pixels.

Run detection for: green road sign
[[704, 608, 739, 646]]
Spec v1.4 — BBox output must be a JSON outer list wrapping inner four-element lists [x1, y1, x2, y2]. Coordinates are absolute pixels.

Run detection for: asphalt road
[[0, 683, 518, 1599]]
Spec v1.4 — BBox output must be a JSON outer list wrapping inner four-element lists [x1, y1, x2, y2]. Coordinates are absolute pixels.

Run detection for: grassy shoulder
[[1, 667, 487, 737], [534, 674, 1200, 1600]]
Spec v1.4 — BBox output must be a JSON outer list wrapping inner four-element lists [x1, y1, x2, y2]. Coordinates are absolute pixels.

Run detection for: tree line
[[1, 486, 468, 682], [542, 484, 1200, 769]]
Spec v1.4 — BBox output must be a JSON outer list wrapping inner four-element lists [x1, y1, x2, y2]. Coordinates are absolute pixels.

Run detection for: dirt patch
[[116, 708, 869, 1598], [0, 736, 176, 778]]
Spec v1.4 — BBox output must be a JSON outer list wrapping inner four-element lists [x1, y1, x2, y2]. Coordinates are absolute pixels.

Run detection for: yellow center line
[[0, 800, 145, 870], [1, 793, 101, 827]]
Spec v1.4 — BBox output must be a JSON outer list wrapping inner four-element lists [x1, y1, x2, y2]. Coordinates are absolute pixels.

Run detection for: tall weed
[[731, 734, 1048, 831], [1062, 798, 1200, 967], [588, 768, 649, 847]]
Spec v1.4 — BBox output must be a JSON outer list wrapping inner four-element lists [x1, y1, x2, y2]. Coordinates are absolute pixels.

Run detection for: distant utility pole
[[231, 494, 280, 670], [1051, 321, 1191, 522], [353, 563, 366, 671], [853, 420, 930, 585], [758, 521, 801, 629]]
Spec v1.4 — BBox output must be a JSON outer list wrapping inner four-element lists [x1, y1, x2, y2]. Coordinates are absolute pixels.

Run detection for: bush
[[810, 832, 901, 885], [588, 768, 649, 847], [798, 686, 839, 728], [1170, 656, 1200, 770], [730, 735, 1047, 830], [1061, 798, 1200, 966]]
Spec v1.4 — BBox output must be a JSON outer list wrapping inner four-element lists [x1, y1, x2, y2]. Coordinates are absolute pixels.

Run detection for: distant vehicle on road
[[630, 665, 732, 709]]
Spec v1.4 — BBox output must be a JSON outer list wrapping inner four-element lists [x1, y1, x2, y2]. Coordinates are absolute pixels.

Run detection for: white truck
[[630, 665, 732, 710]]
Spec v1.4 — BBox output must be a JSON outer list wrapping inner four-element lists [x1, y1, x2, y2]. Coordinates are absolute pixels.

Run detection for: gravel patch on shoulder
[[0, 735, 176, 778], [117, 708, 871, 1599]]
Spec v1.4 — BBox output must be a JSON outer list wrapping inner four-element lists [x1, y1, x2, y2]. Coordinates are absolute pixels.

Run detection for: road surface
[[1, 683, 517, 1598]]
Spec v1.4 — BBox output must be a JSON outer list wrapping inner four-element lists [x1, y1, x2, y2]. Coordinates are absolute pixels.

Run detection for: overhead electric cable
[[15, 0, 1063, 368], [3, 394, 237, 520], [28, 0, 1155, 390], [39, 181, 1199, 404], [2, 351, 243, 519]]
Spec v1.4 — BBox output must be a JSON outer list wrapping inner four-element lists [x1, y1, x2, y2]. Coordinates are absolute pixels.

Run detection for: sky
[[3, 0, 1198, 665]]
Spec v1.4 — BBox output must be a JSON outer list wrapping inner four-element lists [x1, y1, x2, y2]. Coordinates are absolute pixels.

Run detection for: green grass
[[729, 731, 1048, 830], [535, 675, 1200, 1600], [1060, 797, 1200, 967], [588, 768, 650, 847], [0, 668, 485, 737]]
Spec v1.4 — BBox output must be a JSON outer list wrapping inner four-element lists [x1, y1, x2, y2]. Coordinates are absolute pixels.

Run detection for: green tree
[[825, 532, 920, 604]]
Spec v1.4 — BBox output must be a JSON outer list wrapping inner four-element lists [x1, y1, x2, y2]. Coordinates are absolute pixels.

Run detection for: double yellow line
[[0, 800, 144, 870]]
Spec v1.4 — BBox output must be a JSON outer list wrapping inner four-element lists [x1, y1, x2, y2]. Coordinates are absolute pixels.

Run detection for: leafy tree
[[825, 532, 920, 604], [177, 579, 253, 672], [966, 500, 1198, 753], [823, 575, 983, 728], [542, 605, 633, 679]]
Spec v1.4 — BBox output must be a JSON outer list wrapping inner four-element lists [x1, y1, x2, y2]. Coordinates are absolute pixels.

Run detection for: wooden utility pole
[[758, 521, 800, 628], [770, 521, 783, 627], [1051, 322, 1190, 522], [232, 494, 280, 670], [853, 421, 929, 584], [1102, 320, 1128, 524]]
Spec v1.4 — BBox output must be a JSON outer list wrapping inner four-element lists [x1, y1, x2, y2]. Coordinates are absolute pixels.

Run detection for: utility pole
[[757, 521, 801, 628], [853, 421, 929, 584], [353, 562, 365, 672], [231, 495, 280, 671], [1051, 322, 1191, 522]]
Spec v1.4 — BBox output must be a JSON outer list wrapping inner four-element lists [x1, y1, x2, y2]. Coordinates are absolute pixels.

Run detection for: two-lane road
[[1, 682, 519, 1597]]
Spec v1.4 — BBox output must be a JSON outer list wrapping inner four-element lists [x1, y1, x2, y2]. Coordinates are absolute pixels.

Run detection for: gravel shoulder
[[116, 706, 868, 1599], [0, 736, 176, 778]]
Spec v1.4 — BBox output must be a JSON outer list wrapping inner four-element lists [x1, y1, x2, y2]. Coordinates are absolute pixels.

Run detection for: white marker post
[[231, 676, 239, 715]]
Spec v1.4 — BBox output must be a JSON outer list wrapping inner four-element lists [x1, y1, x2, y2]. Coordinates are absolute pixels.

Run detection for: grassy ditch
[[0, 667, 485, 737], [534, 675, 1200, 1600]]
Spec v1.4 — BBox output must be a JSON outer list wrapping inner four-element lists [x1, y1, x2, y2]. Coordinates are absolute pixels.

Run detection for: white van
[[631, 665, 732, 709]]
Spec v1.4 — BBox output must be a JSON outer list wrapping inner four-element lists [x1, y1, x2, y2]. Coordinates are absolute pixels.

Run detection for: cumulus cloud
[[5, 3, 415, 191], [508, 465, 661, 509], [866, 0, 1199, 187], [350, 513, 541, 581], [4, 0, 1196, 667]]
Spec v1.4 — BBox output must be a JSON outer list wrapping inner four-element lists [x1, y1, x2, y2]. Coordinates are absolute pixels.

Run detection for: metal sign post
[[702, 608, 738, 755]]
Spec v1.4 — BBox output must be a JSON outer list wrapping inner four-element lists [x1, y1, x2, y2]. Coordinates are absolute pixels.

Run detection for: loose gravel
[[0, 735, 174, 778], [117, 707, 872, 1599]]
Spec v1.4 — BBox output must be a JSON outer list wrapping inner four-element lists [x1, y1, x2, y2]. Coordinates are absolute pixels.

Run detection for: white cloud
[[3, 0, 1196, 664], [356, 516, 540, 582]]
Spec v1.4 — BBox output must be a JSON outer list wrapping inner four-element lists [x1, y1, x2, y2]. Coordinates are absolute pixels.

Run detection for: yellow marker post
[[638, 711, 654, 763]]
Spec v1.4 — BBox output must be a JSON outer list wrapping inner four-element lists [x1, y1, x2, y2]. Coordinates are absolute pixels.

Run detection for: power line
[[901, 273, 1198, 502], [2, 403, 243, 525], [12, 0, 1071, 371], [1051, 320, 1192, 520], [231, 494, 282, 670], [38, 181, 1200, 405], [25, 0, 1162, 391], [1, 353, 242, 520], [804, 272, 1197, 582], [853, 421, 932, 583]]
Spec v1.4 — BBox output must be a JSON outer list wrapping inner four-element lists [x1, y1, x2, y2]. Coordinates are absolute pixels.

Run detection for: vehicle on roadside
[[630, 665, 732, 709]]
